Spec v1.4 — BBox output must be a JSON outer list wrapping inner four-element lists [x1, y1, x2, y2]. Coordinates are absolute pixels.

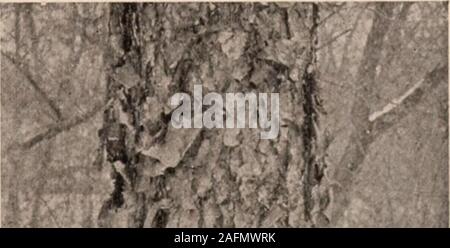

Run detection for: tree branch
[[1, 51, 62, 120], [9, 102, 103, 151], [337, 8, 365, 77], [330, 3, 395, 225], [370, 65, 447, 137], [330, 64, 447, 226], [317, 3, 346, 27], [317, 28, 351, 51]]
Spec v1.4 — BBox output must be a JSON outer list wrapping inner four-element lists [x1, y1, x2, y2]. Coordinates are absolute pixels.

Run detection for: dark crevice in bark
[[98, 3, 148, 227], [283, 8, 292, 40], [111, 172, 126, 208], [300, 3, 328, 226], [152, 209, 170, 228], [151, 130, 206, 226], [170, 58, 193, 95], [119, 3, 143, 75]]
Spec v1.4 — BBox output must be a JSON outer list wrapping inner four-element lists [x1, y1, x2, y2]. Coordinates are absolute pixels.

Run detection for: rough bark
[[97, 3, 330, 228]]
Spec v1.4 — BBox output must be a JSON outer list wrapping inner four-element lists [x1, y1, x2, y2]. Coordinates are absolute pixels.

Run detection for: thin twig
[[317, 29, 352, 51], [10, 102, 103, 151], [1, 51, 62, 119], [317, 3, 347, 26]]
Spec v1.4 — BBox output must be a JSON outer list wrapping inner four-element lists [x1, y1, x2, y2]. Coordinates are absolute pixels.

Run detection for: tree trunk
[[97, 3, 330, 228]]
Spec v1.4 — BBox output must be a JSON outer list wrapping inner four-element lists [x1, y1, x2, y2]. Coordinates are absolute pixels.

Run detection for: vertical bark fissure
[[299, 4, 332, 227], [98, 3, 147, 227], [300, 3, 328, 226]]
